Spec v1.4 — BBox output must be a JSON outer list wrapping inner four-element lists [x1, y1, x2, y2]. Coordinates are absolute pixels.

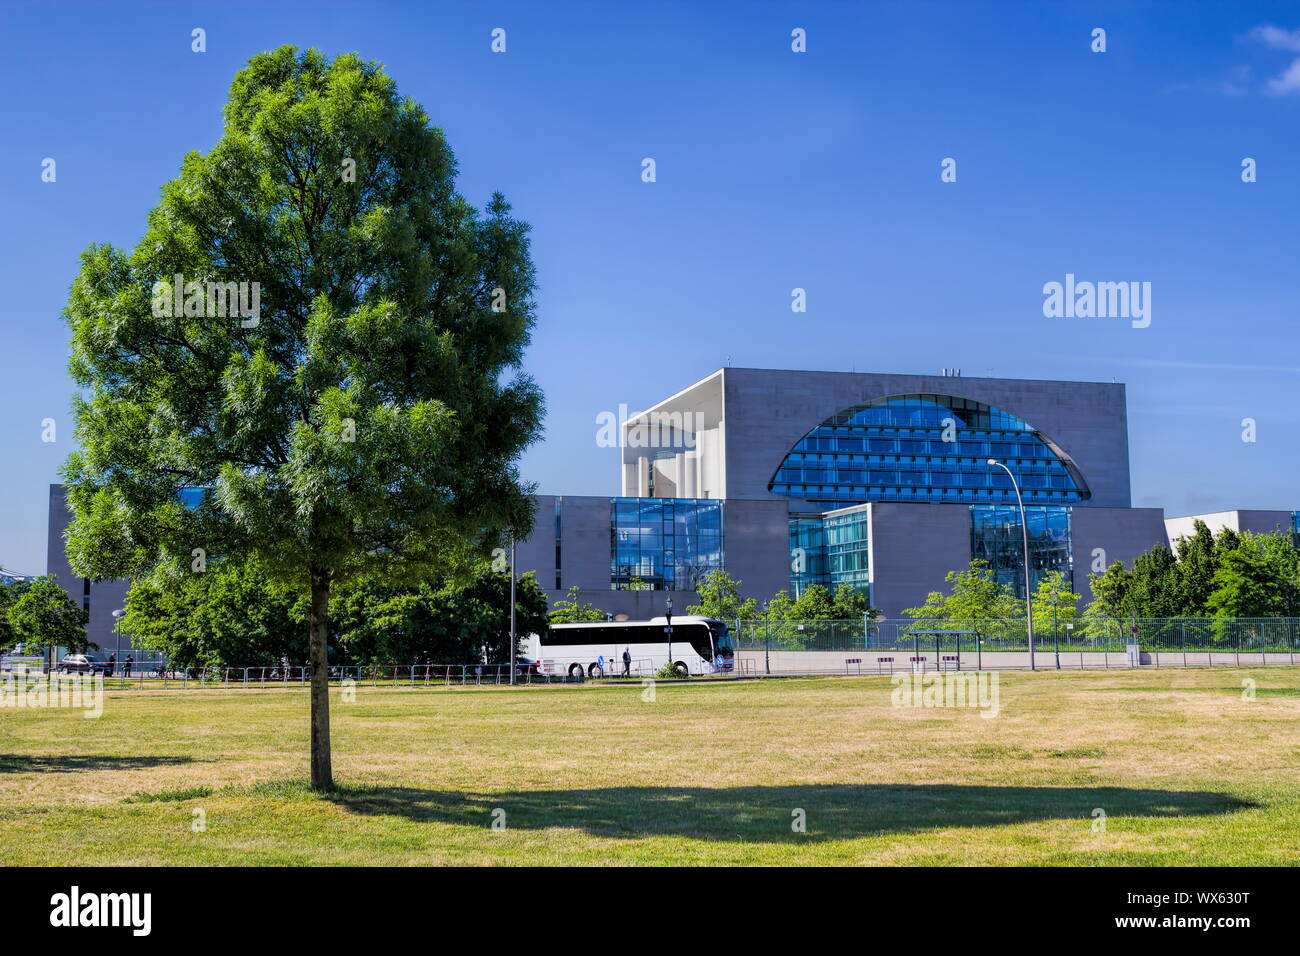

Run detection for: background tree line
[[0, 575, 90, 658], [119, 558, 549, 669], [1085, 520, 1300, 620]]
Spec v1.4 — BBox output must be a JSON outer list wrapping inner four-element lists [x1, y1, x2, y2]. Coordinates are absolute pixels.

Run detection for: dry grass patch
[[0, 668, 1297, 864]]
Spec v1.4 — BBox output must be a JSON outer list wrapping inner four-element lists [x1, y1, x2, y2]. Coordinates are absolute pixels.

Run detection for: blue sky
[[2, 0, 1299, 572]]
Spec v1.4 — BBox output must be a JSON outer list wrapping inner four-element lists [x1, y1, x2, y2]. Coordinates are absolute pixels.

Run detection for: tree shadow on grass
[[0, 754, 197, 774], [322, 783, 1257, 843]]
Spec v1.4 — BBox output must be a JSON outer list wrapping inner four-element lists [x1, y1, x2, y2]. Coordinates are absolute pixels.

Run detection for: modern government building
[[47, 366, 1300, 649]]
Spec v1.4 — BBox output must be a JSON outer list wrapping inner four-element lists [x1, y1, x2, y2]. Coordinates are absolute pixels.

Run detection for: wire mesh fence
[[731, 617, 1300, 654]]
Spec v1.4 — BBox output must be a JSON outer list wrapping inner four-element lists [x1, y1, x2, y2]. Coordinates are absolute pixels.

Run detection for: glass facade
[[788, 515, 828, 598], [970, 504, 1073, 598], [768, 394, 1089, 509], [825, 509, 871, 593], [611, 497, 723, 591], [787, 507, 871, 601]]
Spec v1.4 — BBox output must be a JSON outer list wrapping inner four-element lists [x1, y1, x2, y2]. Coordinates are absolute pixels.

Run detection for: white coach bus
[[524, 617, 734, 679]]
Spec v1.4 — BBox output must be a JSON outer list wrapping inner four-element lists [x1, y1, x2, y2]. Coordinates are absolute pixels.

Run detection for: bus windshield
[[708, 621, 733, 659]]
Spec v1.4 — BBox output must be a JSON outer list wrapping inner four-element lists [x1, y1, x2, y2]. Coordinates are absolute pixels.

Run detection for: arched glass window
[[767, 394, 1091, 506]]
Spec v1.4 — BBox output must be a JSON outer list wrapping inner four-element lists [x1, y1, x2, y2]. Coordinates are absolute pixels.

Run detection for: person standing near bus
[[622, 647, 631, 677]]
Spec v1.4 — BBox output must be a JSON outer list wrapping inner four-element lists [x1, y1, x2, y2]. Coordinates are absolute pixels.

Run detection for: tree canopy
[[1084, 521, 1300, 621], [6, 576, 91, 654]]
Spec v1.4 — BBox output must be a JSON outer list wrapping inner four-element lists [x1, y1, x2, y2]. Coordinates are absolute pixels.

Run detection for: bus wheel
[[588, 663, 604, 679], [674, 662, 689, 678], [568, 664, 584, 682]]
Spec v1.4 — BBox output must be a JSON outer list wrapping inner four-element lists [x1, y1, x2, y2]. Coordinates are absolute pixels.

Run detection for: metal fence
[[28, 657, 734, 690], [76, 664, 586, 689], [732, 617, 1300, 654]]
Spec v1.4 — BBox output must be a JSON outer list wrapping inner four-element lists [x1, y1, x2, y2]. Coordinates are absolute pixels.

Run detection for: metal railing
[[29, 654, 743, 690]]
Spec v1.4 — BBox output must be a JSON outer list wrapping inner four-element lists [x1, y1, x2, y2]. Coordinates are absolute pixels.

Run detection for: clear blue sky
[[2, 0, 1299, 573]]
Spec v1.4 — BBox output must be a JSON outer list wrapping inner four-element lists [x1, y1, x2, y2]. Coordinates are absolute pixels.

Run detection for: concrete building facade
[[47, 366, 1295, 654]]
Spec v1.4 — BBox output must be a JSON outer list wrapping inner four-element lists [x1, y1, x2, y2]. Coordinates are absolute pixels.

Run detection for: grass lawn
[[1, 667, 1298, 865]]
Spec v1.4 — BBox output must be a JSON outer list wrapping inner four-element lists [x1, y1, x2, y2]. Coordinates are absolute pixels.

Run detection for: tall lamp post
[[111, 608, 125, 675], [665, 596, 674, 666], [987, 459, 1035, 671], [764, 600, 771, 676], [1051, 589, 1060, 670]]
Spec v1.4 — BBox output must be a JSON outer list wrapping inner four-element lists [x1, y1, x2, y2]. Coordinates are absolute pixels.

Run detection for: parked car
[[57, 654, 109, 675]]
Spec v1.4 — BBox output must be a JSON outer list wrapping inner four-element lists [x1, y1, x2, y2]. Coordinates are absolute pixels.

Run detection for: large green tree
[[61, 47, 543, 788], [7, 576, 91, 655]]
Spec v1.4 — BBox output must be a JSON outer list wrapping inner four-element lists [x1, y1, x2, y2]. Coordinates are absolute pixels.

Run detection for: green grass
[[122, 786, 213, 804], [1, 667, 1298, 865]]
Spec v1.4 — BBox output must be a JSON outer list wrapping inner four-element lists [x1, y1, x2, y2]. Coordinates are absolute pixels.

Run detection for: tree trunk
[[308, 567, 333, 789]]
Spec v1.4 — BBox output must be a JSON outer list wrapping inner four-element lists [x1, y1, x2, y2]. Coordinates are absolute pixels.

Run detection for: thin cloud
[[1266, 57, 1300, 94], [1248, 24, 1300, 94], [1248, 24, 1300, 52]]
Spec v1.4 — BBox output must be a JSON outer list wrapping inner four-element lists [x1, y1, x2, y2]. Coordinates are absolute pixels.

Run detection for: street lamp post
[[764, 601, 771, 676], [111, 608, 125, 677], [987, 459, 1036, 671], [665, 596, 674, 667], [1051, 589, 1060, 670]]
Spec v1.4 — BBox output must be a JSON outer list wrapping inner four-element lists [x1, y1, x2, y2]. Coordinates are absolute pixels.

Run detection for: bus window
[[710, 621, 733, 655]]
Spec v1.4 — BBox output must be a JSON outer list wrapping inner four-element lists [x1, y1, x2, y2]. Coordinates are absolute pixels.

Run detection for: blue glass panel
[[610, 498, 724, 591], [970, 504, 1073, 598], [767, 394, 1089, 506]]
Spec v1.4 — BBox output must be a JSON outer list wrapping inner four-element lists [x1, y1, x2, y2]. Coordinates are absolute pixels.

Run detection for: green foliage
[[655, 660, 687, 680], [902, 559, 1022, 625], [1083, 560, 1133, 620], [122, 558, 306, 668], [63, 45, 542, 589], [1125, 546, 1183, 617], [789, 583, 837, 620], [830, 583, 872, 620], [1029, 569, 1080, 633], [1207, 532, 1300, 619], [548, 586, 608, 624], [123, 558, 548, 667], [685, 569, 760, 620], [334, 564, 549, 665], [1172, 521, 1220, 613], [59, 46, 545, 785], [7, 576, 90, 653], [1084, 522, 1300, 625], [0, 578, 34, 652]]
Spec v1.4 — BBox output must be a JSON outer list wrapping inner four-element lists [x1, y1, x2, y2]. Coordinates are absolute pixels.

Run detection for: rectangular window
[[970, 504, 1073, 598], [610, 497, 724, 591]]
